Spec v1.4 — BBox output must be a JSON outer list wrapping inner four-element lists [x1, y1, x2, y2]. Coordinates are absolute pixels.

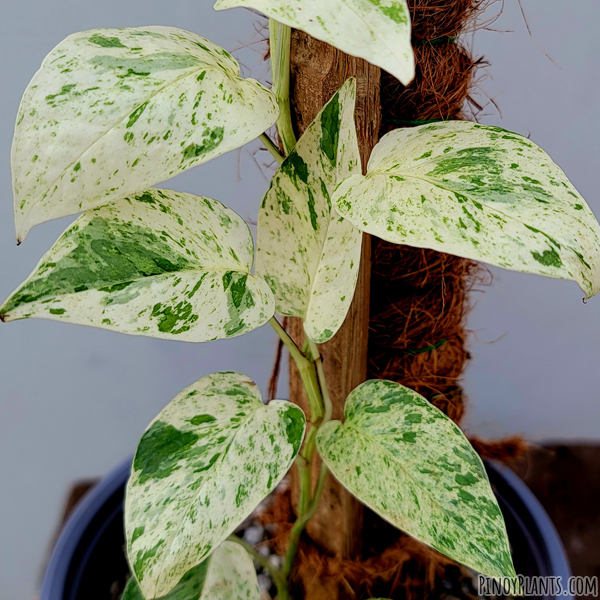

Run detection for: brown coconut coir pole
[[371, 0, 485, 426], [278, 1, 521, 598]]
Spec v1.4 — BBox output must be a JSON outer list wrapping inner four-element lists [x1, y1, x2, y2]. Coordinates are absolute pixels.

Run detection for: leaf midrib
[[21, 265, 252, 310], [366, 170, 591, 272], [302, 109, 360, 321]]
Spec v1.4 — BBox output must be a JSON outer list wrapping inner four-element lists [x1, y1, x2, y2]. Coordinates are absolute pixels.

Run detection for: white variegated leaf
[[317, 379, 516, 580], [13, 26, 278, 240], [214, 0, 414, 86], [121, 541, 260, 600], [256, 79, 362, 343], [0, 189, 274, 341], [125, 372, 306, 598], [333, 121, 600, 297]]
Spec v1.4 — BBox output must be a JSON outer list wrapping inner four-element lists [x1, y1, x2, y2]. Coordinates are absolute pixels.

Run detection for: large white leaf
[[13, 26, 278, 240], [317, 379, 516, 580], [125, 372, 305, 598], [256, 79, 362, 343], [121, 541, 260, 600], [0, 189, 274, 341], [214, 0, 414, 86], [333, 121, 600, 297]]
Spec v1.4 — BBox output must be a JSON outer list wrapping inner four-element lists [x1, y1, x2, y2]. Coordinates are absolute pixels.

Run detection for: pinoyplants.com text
[[478, 575, 598, 597]]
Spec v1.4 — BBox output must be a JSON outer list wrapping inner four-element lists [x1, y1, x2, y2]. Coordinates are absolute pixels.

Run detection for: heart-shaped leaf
[[256, 78, 362, 343], [317, 379, 516, 580], [13, 26, 278, 240], [125, 372, 305, 598], [1, 189, 274, 341], [214, 0, 414, 86], [121, 541, 260, 600], [334, 121, 600, 297]]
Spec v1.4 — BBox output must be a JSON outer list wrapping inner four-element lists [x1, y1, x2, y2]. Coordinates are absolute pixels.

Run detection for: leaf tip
[[15, 218, 29, 245], [396, 60, 416, 87]]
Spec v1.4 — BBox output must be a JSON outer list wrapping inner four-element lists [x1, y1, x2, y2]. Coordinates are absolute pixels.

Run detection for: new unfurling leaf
[[317, 379, 516, 580], [256, 78, 362, 343], [125, 372, 305, 598], [214, 0, 414, 86], [1, 189, 274, 341], [12, 26, 278, 240], [334, 121, 600, 297]]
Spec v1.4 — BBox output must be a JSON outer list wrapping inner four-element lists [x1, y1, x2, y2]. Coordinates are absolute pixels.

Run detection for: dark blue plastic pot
[[40, 457, 132, 600], [486, 461, 573, 598], [40, 459, 572, 600]]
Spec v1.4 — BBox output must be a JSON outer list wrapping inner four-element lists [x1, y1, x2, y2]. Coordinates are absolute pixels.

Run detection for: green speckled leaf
[[316, 379, 516, 580], [13, 26, 278, 241], [333, 121, 600, 297], [1, 189, 274, 341], [256, 79, 362, 343], [121, 541, 260, 600], [214, 0, 414, 86], [125, 372, 305, 598]]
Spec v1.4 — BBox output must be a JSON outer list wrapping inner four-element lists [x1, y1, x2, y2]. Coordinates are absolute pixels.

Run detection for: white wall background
[[0, 1, 598, 598], [463, 1, 600, 441]]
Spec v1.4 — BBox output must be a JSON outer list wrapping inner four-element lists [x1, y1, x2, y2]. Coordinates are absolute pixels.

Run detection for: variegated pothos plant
[[3, 3, 599, 600]]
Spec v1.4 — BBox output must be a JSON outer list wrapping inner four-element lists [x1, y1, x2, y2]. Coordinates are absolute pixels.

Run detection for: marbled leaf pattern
[[334, 121, 600, 297], [256, 79, 362, 343], [214, 0, 414, 85], [125, 372, 305, 599], [13, 26, 278, 240], [1, 189, 274, 341], [317, 379, 516, 579], [121, 541, 260, 600]]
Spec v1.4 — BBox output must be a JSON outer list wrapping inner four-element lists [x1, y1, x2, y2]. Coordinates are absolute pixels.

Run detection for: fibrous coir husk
[[369, 243, 489, 424], [380, 43, 484, 133], [374, 0, 484, 432], [373, 1, 520, 447], [408, 0, 478, 39]]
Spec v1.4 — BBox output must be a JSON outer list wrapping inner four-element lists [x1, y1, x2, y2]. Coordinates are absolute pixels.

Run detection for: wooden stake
[[287, 30, 381, 598]]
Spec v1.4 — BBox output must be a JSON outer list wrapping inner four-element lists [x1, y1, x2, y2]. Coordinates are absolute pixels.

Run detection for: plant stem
[[282, 462, 328, 578], [269, 320, 334, 587], [308, 339, 333, 423], [269, 318, 324, 422], [259, 133, 285, 165], [227, 535, 290, 600], [269, 19, 296, 155], [296, 426, 317, 513], [282, 339, 334, 580]]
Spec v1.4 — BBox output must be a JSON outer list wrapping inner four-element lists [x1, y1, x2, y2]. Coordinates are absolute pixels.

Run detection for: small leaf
[[121, 541, 260, 600], [125, 372, 305, 598], [214, 0, 414, 86], [334, 121, 600, 297], [13, 26, 278, 240], [317, 379, 516, 580], [256, 78, 362, 343], [1, 189, 274, 341]]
